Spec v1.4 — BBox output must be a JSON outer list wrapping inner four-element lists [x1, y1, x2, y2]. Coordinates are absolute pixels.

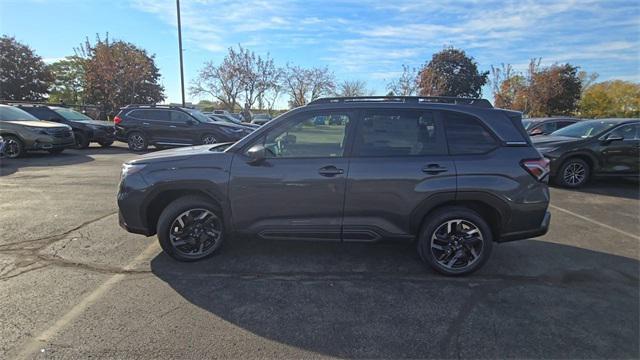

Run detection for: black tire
[[47, 148, 64, 154], [157, 196, 225, 262], [3, 135, 24, 158], [74, 132, 90, 149], [127, 132, 148, 152], [417, 206, 493, 276], [98, 140, 114, 147], [554, 158, 590, 188]]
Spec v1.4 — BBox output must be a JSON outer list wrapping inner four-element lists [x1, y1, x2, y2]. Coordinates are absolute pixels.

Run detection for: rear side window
[[444, 112, 498, 155], [128, 109, 169, 121], [355, 110, 447, 156]]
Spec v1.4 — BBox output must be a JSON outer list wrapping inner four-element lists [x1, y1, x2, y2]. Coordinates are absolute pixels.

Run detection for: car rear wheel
[[3, 135, 24, 158], [555, 158, 590, 188], [127, 132, 148, 152], [417, 207, 493, 276], [74, 132, 90, 149], [157, 196, 224, 262]]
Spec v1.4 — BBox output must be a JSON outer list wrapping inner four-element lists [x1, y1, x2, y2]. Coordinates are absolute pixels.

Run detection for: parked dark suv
[[533, 118, 639, 187], [115, 105, 253, 151], [118, 96, 551, 275], [16, 104, 115, 148]]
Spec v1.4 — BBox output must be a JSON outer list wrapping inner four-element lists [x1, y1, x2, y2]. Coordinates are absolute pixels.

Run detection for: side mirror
[[246, 144, 266, 164], [603, 134, 624, 143]]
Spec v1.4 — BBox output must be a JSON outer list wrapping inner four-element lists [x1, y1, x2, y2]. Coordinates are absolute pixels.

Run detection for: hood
[[532, 135, 581, 147], [73, 119, 114, 128], [4, 120, 70, 129], [129, 143, 233, 164]]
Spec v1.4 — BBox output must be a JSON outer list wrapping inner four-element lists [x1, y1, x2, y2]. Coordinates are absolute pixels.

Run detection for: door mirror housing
[[603, 133, 624, 143], [246, 144, 266, 164]]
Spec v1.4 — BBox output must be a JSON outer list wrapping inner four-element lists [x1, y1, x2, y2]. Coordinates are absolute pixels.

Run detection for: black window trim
[[351, 108, 449, 158], [599, 122, 640, 142]]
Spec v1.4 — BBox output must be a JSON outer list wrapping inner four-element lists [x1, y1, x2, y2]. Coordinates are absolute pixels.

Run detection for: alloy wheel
[[169, 208, 222, 258], [430, 219, 484, 271], [4, 138, 21, 158], [563, 162, 586, 186], [202, 135, 217, 144], [128, 134, 145, 150]]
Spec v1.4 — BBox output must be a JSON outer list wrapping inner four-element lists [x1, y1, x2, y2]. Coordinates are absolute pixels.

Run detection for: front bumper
[[499, 210, 551, 242], [90, 127, 116, 143]]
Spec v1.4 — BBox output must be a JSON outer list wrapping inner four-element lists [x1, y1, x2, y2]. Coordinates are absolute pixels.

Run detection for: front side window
[[543, 122, 558, 133], [354, 110, 446, 157], [608, 124, 639, 140], [170, 111, 193, 123], [444, 111, 498, 155], [53, 107, 93, 121], [262, 112, 351, 158]]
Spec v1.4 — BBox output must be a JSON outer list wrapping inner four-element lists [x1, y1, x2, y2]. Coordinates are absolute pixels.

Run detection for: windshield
[[522, 119, 533, 130], [53, 107, 94, 121], [0, 106, 41, 121], [551, 120, 616, 138], [184, 108, 215, 123]]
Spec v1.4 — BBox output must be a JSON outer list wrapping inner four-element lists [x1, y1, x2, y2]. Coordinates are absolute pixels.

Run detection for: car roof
[[525, 117, 579, 122]]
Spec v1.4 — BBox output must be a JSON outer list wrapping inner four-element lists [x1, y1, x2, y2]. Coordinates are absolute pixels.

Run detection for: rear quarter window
[[443, 111, 498, 155]]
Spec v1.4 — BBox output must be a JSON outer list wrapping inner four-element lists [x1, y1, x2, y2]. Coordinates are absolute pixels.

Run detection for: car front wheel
[[418, 207, 493, 276], [555, 158, 590, 188], [3, 135, 24, 158], [157, 196, 224, 262]]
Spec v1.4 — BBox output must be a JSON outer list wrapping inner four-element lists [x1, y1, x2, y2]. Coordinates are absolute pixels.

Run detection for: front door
[[599, 124, 640, 175], [343, 108, 456, 241], [229, 110, 355, 240]]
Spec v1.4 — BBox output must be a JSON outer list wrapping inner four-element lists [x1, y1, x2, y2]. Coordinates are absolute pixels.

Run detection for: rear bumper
[[499, 210, 551, 242]]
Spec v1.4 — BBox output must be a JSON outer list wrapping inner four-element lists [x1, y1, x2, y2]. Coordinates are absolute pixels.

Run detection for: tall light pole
[[176, 0, 186, 107]]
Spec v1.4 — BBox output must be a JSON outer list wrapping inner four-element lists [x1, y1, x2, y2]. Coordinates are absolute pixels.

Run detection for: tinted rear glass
[[128, 109, 169, 121], [355, 110, 447, 156], [444, 112, 498, 155]]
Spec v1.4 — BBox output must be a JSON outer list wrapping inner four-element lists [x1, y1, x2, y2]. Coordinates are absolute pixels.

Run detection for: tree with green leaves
[[48, 55, 86, 104], [0, 35, 53, 100], [580, 80, 640, 118], [78, 35, 164, 115], [418, 47, 488, 98]]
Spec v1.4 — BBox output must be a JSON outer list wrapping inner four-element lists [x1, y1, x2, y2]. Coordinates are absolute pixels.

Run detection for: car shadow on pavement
[[0, 151, 95, 176], [553, 178, 640, 200], [150, 238, 639, 359]]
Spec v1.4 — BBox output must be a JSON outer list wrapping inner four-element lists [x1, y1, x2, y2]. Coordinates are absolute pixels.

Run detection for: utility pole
[[176, 0, 186, 107]]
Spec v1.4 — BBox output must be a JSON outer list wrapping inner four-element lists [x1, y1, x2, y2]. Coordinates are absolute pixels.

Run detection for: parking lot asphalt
[[1, 143, 638, 359]]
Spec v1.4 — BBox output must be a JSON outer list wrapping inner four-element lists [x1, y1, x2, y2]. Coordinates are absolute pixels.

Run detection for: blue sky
[[1, 0, 639, 107]]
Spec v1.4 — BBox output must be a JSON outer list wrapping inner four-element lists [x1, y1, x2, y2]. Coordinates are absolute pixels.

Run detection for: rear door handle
[[318, 165, 344, 177], [142, 122, 150, 126], [422, 164, 448, 174], [169, 125, 177, 128]]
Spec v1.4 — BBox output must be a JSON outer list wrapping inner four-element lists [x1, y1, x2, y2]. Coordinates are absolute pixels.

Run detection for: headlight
[[28, 127, 50, 135], [121, 163, 146, 178]]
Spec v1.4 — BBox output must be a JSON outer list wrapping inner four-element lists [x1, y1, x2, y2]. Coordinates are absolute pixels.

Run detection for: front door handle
[[422, 164, 448, 174], [142, 122, 150, 126], [318, 165, 344, 177], [169, 125, 177, 128]]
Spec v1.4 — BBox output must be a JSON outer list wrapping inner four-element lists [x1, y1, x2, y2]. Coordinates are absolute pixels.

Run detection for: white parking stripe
[[14, 241, 160, 360], [550, 204, 640, 241]]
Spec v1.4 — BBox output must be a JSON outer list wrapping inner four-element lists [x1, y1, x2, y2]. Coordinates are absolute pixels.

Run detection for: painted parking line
[[550, 204, 640, 241], [13, 241, 160, 360]]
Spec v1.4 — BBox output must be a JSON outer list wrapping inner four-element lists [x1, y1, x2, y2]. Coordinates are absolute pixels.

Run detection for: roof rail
[[307, 96, 493, 108]]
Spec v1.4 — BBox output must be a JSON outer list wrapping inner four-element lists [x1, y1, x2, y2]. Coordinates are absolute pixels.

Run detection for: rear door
[[167, 110, 198, 144], [127, 109, 168, 143], [343, 108, 455, 241]]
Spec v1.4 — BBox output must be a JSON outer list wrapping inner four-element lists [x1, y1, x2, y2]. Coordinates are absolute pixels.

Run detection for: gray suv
[[0, 105, 75, 158], [118, 96, 550, 275]]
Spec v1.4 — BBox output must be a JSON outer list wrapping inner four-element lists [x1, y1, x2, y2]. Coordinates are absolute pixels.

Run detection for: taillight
[[114, 115, 122, 125], [521, 158, 550, 181]]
